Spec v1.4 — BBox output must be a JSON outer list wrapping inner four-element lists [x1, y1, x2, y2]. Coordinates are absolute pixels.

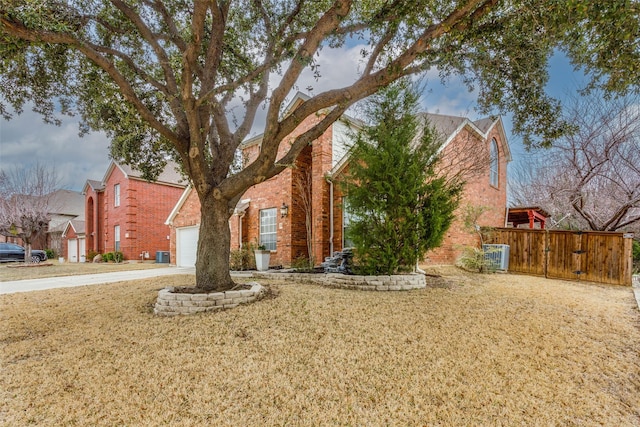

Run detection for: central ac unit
[[482, 244, 510, 271]]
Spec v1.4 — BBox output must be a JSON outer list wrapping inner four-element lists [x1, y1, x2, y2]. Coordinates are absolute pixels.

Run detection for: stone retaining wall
[[154, 282, 264, 316], [256, 272, 426, 291]]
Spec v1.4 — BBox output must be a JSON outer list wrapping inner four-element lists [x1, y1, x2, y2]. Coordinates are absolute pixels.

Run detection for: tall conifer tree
[[342, 81, 463, 274]]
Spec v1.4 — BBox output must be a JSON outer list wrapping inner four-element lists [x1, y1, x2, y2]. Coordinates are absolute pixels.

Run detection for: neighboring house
[[0, 189, 84, 255], [45, 189, 85, 256], [166, 93, 511, 268], [73, 160, 187, 262]]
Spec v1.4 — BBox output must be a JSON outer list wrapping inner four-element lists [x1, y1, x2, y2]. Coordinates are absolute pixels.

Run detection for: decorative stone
[[254, 271, 426, 291], [321, 248, 354, 274], [154, 284, 265, 316]]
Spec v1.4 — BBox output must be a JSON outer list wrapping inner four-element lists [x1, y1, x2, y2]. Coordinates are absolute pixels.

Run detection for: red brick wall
[[423, 124, 509, 265], [62, 225, 78, 261], [173, 113, 338, 268], [61, 226, 76, 260], [228, 112, 334, 267], [98, 166, 184, 261], [291, 146, 313, 262], [330, 122, 509, 267], [171, 117, 510, 268], [310, 120, 334, 265], [85, 188, 103, 255]]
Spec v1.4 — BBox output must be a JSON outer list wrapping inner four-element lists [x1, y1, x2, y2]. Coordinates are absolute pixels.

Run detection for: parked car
[[0, 243, 47, 263]]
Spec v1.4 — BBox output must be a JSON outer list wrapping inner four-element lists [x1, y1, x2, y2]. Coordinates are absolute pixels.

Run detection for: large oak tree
[[1, 0, 638, 291]]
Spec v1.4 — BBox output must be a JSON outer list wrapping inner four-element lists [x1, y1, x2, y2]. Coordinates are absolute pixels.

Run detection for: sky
[[0, 42, 587, 192]]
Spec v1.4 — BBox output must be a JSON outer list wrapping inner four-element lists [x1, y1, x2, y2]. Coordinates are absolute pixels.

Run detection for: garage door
[[177, 226, 199, 267], [79, 238, 86, 262], [68, 239, 78, 262]]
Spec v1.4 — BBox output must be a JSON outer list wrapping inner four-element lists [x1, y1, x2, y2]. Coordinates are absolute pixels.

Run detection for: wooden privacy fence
[[487, 228, 634, 286]]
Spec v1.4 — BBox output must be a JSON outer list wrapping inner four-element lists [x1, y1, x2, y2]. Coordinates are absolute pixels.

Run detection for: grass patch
[[0, 261, 167, 282], [1, 268, 639, 425]]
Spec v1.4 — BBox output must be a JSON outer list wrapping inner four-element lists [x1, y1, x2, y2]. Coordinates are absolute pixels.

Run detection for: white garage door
[[68, 239, 78, 262], [79, 238, 86, 261], [177, 226, 199, 268]]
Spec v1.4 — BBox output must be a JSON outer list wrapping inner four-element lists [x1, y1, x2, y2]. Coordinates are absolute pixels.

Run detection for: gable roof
[[83, 160, 188, 195], [422, 113, 511, 162], [82, 179, 105, 194], [165, 186, 193, 225], [419, 113, 511, 161], [62, 219, 86, 237], [47, 189, 85, 217], [102, 160, 188, 187], [329, 112, 511, 176]]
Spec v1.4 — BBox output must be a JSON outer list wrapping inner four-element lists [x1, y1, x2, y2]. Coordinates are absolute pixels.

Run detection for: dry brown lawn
[[1, 267, 639, 426], [0, 261, 166, 282]]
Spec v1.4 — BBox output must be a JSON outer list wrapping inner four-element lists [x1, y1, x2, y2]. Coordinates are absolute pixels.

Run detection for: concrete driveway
[[0, 267, 195, 295]]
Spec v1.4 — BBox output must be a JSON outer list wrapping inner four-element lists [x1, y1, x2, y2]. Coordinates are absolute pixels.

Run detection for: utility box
[[482, 244, 510, 271], [156, 251, 170, 264]]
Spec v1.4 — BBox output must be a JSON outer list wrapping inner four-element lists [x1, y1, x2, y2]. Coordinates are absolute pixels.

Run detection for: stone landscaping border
[[255, 271, 426, 291], [154, 273, 425, 316], [7, 262, 54, 269], [154, 282, 264, 316]]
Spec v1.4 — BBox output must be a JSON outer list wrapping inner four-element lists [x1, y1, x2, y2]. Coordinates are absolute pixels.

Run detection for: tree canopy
[[1, 0, 639, 290]]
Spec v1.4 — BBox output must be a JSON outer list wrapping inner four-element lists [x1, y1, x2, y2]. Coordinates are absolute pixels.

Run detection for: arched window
[[490, 139, 499, 187]]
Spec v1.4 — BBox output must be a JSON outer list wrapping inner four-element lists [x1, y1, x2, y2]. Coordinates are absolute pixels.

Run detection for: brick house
[[0, 189, 84, 256], [72, 160, 187, 262], [166, 93, 511, 268]]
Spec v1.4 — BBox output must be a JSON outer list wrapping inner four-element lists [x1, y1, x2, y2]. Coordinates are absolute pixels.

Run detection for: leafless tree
[[511, 93, 640, 232], [0, 164, 60, 261]]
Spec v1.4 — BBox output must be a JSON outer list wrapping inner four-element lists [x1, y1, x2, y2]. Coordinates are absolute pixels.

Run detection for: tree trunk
[[194, 195, 235, 292], [24, 241, 32, 263]]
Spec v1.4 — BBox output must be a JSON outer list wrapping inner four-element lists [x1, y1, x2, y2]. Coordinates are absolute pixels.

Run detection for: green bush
[[103, 252, 114, 262], [45, 248, 55, 259], [633, 240, 640, 274], [87, 250, 99, 261], [114, 251, 124, 263]]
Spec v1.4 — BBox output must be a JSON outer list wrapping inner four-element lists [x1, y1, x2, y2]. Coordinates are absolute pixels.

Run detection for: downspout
[[238, 212, 244, 248], [326, 174, 334, 256]]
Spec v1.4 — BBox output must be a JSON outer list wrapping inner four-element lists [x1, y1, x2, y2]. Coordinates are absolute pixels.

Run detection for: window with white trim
[[259, 208, 277, 250], [114, 225, 121, 251], [114, 183, 121, 207], [489, 139, 499, 187]]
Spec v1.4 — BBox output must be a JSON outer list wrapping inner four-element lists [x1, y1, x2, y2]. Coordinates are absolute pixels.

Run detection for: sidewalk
[[0, 267, 195, 295]]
